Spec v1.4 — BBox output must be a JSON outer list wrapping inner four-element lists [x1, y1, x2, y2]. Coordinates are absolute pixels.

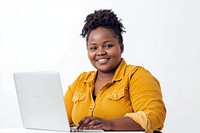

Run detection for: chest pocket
[[106, 89, 125, 101], [72, 92, 86, 103]]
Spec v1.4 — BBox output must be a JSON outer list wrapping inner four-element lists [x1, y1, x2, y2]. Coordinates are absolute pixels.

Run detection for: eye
[[88, 46, 97, 51], [104, 44, 113, 49]]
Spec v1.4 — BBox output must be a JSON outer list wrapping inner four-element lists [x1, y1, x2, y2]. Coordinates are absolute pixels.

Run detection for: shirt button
[[90, 106, 93, 109]]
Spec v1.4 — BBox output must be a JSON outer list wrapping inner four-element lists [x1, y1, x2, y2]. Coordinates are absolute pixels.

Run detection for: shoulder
[[68, 70, 96, 89], [75, 71, 96, 81], [125, 65, 150, 75], [125, 65, 159, 82]]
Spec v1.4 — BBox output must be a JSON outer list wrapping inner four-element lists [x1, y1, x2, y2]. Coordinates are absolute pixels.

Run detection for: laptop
[[13, 71, 72, 132], [13, 71, 143, 133]]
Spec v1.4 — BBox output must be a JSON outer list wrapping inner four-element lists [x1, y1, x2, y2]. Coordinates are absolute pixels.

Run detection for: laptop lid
[[13, 71, 70, 132]]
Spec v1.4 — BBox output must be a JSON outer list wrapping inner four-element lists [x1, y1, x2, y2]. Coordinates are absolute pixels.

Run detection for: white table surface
[[0, 128, 61, 133], [0, 128, 144, 133]]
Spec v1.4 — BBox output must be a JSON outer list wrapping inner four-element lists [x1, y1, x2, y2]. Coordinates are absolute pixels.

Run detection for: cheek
[[108, 48, 121, 57], [87, 51, 95, 60]]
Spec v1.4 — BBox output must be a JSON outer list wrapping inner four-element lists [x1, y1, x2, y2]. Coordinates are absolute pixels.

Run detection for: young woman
[[64, 9, 166, 133]]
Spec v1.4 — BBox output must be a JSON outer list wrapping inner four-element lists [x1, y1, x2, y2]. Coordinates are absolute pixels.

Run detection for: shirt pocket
[[72, 92, 86, 103], [106, 89, 125, 101]]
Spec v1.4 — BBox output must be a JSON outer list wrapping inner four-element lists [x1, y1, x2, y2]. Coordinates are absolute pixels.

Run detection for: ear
[[120, 43, 124, 53]]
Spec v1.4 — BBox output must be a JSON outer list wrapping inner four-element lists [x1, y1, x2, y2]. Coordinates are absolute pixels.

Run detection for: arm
[[64, 86, 74, 125], [64, 72, 89, 125], [77, 116, 143, 131], [109, 116, 144, 131], [126, 67, 166, 131], [64, 73, 86, 125]]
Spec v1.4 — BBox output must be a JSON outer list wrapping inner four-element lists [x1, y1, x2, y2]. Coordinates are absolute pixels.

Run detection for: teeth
[[98, 59, 107, 62]]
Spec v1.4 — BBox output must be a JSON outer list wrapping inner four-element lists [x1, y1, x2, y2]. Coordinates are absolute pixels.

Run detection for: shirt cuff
[[124, 111, 153, 133]]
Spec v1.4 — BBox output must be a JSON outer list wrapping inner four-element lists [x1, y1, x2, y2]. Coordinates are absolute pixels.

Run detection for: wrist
[[106, 120, 114, 131]]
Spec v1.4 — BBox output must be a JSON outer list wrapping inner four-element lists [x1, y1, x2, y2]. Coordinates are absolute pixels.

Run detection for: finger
[[77, 117, 87, 128], [85, 119, 100, 129], [88, 118, 112, 131], [80, 117, 102, 130], [86, 118, 105, 130], [77, 116, 94, 130], [92, 124, 103, 130], [77, 116, 90, 129]]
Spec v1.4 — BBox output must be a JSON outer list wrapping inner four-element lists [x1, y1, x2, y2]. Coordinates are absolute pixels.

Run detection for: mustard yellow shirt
[[64, 59, 166, 132]]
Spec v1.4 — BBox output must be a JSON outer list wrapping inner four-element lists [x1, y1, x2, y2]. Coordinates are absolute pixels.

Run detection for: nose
[[96, 47, 106, 56]]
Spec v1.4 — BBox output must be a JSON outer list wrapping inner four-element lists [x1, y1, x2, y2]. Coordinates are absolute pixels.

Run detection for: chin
[[97, 67, 116, 73]]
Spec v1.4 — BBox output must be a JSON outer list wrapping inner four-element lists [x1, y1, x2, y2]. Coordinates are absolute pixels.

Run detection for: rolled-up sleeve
[[125, 67, 166, 133]]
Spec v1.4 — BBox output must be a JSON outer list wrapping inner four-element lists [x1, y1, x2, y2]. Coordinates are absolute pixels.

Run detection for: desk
[[0, 128, 144, 133], [0, 128, 59, 133]]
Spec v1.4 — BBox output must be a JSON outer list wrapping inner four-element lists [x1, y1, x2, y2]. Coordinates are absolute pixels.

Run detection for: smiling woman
[[64, 9, 166, 133], [87, 27, 124, 74]]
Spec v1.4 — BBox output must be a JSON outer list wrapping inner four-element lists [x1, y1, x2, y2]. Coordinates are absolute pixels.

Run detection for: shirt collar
[[112, 58, 127, 81]]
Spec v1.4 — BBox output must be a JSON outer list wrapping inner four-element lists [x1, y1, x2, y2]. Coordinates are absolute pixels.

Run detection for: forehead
[[87, 27, 117, 41]]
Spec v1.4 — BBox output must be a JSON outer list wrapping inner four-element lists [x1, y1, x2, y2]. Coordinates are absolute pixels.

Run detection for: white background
[[1, 0, 200, 132]]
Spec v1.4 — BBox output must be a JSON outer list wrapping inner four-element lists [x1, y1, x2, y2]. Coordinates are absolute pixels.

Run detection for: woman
[[64, 9, 166, 133]]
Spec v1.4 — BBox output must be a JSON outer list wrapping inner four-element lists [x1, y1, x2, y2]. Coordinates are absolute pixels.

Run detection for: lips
[[96, 58, 109, 64]]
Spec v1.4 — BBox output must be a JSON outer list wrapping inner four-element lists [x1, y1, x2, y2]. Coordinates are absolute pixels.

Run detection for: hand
[[76, 116, 113, 131]]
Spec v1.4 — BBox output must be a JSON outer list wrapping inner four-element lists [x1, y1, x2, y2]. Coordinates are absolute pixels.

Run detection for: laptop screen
[[13, 71, 70, 132]]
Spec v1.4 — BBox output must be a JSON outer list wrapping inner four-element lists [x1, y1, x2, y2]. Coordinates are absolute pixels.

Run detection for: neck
[[97, 71, 115, 81], [96, 59, 122, 81]]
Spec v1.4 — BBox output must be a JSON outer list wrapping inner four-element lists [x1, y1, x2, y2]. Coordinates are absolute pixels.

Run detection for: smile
[[96, 58, 109, 63]]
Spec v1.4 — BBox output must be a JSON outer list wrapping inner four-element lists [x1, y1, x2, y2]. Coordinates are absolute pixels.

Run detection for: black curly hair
[[80, 9, 126, 44]]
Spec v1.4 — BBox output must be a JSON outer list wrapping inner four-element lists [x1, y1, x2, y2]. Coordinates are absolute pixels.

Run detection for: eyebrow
[[87, 43, 97, 46], [88, 40, 113, 45]]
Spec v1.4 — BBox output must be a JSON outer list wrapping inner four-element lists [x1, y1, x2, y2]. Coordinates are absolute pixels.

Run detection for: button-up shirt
[[64, 58, 166, 132]]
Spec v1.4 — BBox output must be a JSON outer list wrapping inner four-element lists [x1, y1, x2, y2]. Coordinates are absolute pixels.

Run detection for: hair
[[80, 9, 126, 44]]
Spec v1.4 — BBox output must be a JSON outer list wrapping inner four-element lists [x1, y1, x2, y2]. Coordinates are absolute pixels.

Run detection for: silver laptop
[[13, 71, 71, 132], [13, 71, 143, 133]]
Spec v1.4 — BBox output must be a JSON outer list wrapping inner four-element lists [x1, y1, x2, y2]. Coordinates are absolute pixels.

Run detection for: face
[[87, 27, 124, 73]]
